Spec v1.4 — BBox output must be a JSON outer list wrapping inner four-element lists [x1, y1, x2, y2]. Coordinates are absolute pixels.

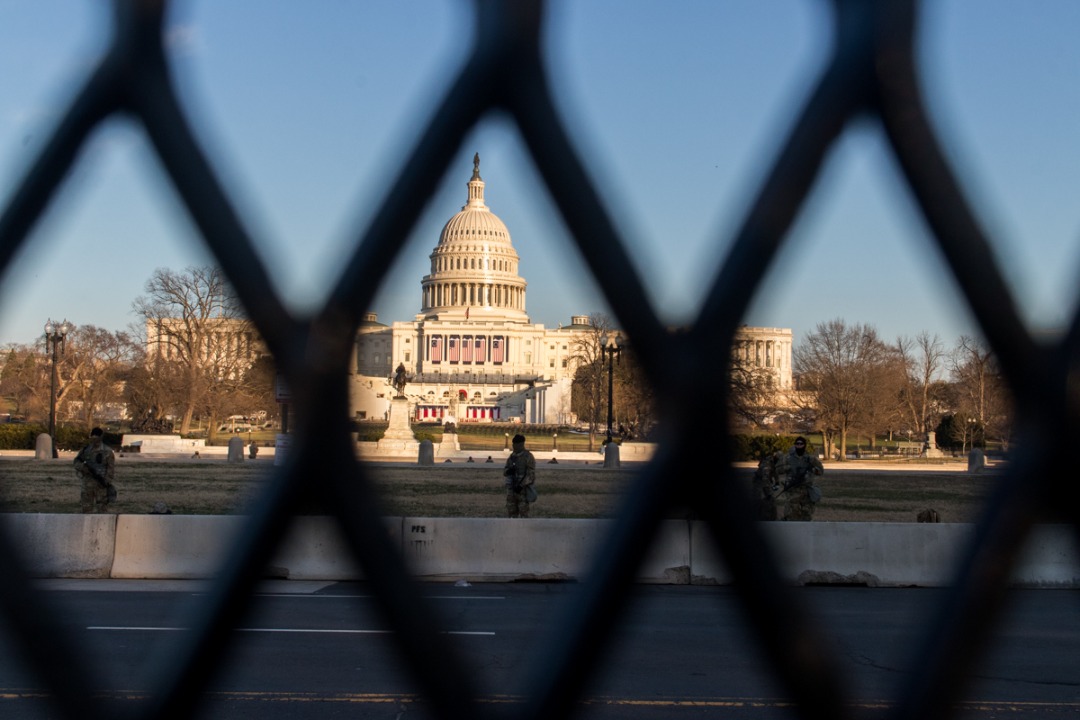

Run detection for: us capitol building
[[348, 156, 793, 425]]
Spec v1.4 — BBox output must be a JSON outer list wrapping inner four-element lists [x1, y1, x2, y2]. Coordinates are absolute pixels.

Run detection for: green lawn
[[0, 457, 999, 522]]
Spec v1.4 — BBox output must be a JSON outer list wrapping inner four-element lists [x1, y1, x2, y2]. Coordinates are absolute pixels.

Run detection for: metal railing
[[0, 2, 1072, 719]]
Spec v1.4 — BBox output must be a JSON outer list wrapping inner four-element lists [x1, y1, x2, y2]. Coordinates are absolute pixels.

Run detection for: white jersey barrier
[[399, 518, 691, 583], [4, 516, 1079, 586], [4, 514, 117, 578]]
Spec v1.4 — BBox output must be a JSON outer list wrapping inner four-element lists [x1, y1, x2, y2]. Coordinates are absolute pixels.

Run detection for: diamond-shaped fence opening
[[0, 2, 1072, 720]]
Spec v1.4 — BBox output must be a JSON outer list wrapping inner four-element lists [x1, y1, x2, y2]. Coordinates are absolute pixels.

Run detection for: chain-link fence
[[0, 1, 1073, 719]]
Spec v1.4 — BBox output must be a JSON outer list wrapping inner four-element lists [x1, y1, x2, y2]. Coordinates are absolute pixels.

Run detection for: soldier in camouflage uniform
[[777, 436, 823, 521], [503, 434, 536, 518], [74, 427, 116, 513]]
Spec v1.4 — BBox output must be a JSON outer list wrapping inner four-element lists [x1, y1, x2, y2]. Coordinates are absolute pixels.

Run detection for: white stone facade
[[146, 317, 264, 377], [733, 326, 793, 389]]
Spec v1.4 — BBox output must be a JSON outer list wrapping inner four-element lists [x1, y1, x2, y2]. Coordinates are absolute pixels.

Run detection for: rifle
[[503, 454, 531, 493], [771, 466, 812, 498], [503, 455, 518, 488], [78, 452, 117, 502]]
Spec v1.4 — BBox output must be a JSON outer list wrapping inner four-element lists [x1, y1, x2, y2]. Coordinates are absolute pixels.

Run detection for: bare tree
[[728, 354, 783, 429], [132, 266, 256, 435], [896, 332, 947, 439], [612, 344, 655, 440], [0, 344, 48, 420], [570, 313, 613, 451], [62, 325, 140, 429], [794, 319, 895, 461], [238, 354, 277, 421], [567, 313, 660, 445], [859, 345, 907, 449], [196, 353, 277, 439], [950, 335, 1013, 450], [124, 351, 180, 433]]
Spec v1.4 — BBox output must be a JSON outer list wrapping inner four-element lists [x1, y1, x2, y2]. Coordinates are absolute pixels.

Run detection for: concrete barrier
[[5, 515, 1080, 586], [267, 517, 402, 580], [690, 522, 975, 586], [113, 515, 401, 581], [112, 514, 244, 579], [123, 434, 207, 453], [400, 518, 690, 582], [689, 522, 1080, 587], [1013, 525, 1080, 587], [2, 514, 116, 578]]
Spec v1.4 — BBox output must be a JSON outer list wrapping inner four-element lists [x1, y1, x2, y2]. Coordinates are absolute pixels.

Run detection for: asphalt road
[[1, 580, 1077, 719]]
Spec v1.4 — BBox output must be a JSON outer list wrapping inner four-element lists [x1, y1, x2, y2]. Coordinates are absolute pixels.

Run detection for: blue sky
[[1, 1, 1078, 350]]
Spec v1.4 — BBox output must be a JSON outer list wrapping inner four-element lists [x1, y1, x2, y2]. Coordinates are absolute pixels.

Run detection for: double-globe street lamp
[[44, 319, 72, 458], [600, 331, 622, 443]]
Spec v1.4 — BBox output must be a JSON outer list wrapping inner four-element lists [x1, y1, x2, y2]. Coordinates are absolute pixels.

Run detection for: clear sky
[[1, 1, 1078, 350]]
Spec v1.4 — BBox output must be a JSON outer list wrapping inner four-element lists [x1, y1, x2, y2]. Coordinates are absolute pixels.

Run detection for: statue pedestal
[[436, 431, 460, 456], [378, 397, 417, 451], [922, 431, 944, 458]]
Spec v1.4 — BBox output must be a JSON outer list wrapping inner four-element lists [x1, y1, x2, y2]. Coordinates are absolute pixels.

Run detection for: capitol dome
[[439, 191, 512, 242], [419, 155, 528, 322]]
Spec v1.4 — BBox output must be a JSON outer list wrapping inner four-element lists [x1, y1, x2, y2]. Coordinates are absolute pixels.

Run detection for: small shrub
[[732, 434, 793, 461], [0, 423, 41, 450], [354, 422, 388, 442], [56, 425, 92, 451]]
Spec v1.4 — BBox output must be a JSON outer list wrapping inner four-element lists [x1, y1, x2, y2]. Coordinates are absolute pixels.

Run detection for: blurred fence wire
[[0, 2, 1072, 720]]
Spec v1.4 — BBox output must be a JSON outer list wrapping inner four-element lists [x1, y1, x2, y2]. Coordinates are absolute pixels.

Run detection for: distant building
[[349, 156, 590, 423], [733, 326, 793, 390], [348, 156, 795, 424], [145, 317, 265, 379]]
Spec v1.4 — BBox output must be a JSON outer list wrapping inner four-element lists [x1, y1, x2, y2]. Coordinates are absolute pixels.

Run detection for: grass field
[[0, 456, 1001, 522]]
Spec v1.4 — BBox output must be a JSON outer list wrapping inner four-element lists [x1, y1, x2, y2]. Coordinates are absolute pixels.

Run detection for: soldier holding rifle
[[73, 427, 117, 513], [776, 436, 823, 521]]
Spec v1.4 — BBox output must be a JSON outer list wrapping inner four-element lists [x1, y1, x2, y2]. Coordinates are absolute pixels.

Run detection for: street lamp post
[[600, 332, 622, 444], [44, 319, 72, 459]]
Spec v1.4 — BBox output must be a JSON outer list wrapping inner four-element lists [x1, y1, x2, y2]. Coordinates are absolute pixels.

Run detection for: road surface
[[1, 580, 1076, 719]]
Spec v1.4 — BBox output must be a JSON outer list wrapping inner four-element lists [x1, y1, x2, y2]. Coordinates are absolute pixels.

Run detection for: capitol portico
[[348, 156, 795, 425]]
